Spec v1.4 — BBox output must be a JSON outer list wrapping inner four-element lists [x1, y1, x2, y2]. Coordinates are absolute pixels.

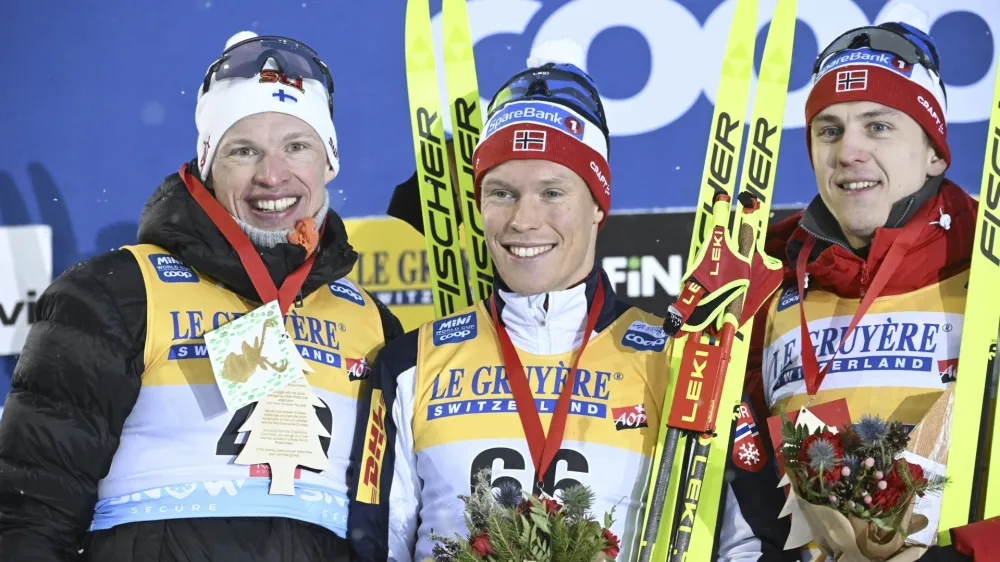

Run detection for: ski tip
[[876, 1, 930, 33], [527, 38, 586, 70]]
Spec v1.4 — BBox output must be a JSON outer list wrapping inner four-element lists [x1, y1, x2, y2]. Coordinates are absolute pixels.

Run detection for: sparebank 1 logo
[[430, 0, 999, 136], [602, 254, 684, 300]]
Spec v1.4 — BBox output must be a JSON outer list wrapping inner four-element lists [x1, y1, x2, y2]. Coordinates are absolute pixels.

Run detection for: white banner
[[1, 226, 52, 355]]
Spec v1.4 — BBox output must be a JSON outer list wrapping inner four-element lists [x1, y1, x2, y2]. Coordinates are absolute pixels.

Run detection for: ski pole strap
[[489, 278, 605, 486], [795, 226, 921, 396]]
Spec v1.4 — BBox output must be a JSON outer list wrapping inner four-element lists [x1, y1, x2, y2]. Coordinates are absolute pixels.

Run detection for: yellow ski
[[939, 49, 1000, 540], [443, 0, 494, 304], [404, 0, 472, 318]]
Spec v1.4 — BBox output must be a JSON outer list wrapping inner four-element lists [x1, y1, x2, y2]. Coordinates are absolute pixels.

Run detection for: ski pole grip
[[723, 221, 755, 319]]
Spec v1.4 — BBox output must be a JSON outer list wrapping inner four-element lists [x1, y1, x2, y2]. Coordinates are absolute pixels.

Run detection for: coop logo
[[346, 357, 371, 381], [426, 362, 612, 421], [776, 286, 800, 311], [612, 403, 648, 431], [167, 309, 342, 368], [356, 389, 386, 504], [434, 0, 995, 135], [149, 254, 199, 284], [622, 321, 667, 352], [329, 279, 366, 306], [432, 311, 477, 346], [765, 318, 950, 394], [602, 255, 683, 299]]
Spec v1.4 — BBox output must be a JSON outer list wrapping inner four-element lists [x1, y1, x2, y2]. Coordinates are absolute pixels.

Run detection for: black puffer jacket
[[0, 164, 403, 562]]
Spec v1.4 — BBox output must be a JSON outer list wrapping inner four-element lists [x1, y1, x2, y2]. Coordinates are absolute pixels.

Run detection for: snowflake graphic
[[738, 442, 761, 465]]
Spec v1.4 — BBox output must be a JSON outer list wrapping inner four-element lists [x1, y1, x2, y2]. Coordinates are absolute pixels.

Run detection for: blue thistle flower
[[494, 481, 522, 509], [856, 415, 888, 443], [807, 438, 839, 473]]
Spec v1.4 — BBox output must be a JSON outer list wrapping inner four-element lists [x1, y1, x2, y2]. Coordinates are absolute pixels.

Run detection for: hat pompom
[[225, 30, 258, 50], [877, 2, 930, 33], [527, 38, 586, 70]]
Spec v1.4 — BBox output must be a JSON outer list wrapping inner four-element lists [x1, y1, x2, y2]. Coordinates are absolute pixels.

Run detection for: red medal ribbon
[[179, 163, 319, 314], [796, 226, 922, 396], [489, 277, 605, 488]]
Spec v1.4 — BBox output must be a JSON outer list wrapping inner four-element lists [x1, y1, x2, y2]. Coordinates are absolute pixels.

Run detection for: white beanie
[[195, 31, 340, 181]]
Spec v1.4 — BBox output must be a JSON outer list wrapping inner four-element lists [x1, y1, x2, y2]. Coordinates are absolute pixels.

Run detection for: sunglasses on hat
[[814, 24, 946, 102], [488, 66, 609, 139], [201, 35, 336, 116]]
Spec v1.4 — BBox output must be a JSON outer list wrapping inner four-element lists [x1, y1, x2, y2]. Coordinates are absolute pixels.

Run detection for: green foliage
[[428, 468, 620, 562]]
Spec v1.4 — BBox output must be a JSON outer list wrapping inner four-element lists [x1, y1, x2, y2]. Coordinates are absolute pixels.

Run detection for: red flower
[[540, 497, 562, 515], [602, 528, 621, 559], [470, 531, 495, 556], [872, 486, 903, 511]]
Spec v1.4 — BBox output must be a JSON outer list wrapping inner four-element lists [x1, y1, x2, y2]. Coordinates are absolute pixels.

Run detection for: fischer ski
[[443, 0, 494, 304], [404, 0, 474, 319], [939, 50, 1000, 538], [638, 0, 797, 560]]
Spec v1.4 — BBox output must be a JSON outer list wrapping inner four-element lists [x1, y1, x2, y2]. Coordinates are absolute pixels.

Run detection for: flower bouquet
[[778, 412, 948, 562], [426, 469, 620, 562]]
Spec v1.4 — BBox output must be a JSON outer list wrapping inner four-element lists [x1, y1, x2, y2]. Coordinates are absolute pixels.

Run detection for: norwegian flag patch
[[513, 129, 547, 151], [612, 403, 648, 431], [733, 401, 768, 472], [835, 69, 868, 92]]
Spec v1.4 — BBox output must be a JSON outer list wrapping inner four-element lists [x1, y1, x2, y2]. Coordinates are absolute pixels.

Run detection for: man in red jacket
[[716, 13, 997, 562]]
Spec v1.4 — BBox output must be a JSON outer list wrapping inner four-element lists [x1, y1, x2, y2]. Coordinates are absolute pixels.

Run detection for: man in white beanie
[[0, 31, 402, 561]]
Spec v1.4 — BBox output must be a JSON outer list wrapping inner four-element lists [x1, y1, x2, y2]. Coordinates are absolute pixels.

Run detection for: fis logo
[[432, 311, 477, 346], [622, 321, 667, 352], [149, 254, 199, 284], [329, 279, 366, 306], [603, 255, 683, 299], [612, 403, 648, 431], [346, 357, 371, 381]]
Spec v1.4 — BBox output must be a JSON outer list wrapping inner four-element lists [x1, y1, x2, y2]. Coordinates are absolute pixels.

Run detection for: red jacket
[[744, 178, 997, 559]]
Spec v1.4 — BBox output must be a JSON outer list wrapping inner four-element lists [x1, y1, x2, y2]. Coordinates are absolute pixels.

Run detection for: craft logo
[[766, 318, 951, 394], [426, 362, 613, 421], [821, 49, 913, 78], [612, 403, 648, 431], [917, 95, 945, 134], [346, 357, 371, 381], [590, 161, 609, 194], [621, 321, 667, 352], [149, 254, 199, 284], [329, 279, 366, 306], [836, 69, 868, 92], [432, 311, 477, 346], [357, 389, 386, 504], [513, 129, 546, 152], [602, 255, 683, 299], [167, 309, 342, 368]]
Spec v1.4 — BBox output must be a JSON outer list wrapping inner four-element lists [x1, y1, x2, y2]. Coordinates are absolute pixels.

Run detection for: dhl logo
[[357, 389, 386, 505]]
